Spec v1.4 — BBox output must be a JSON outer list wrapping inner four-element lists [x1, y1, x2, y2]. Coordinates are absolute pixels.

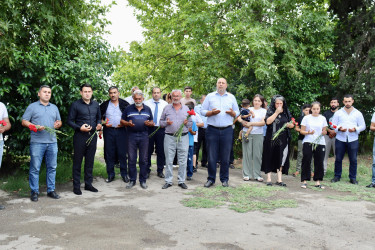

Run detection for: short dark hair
[[331, 97, 339, 102], [162, 93, 168, 101], [343, 94, 354, 100], [80, 83, 92, 91], [152, 87, 161, 93], [241, 99, 251, 105], [184, 86, 192, 91], [39, 85, 51, 92], [302, 104, 312, 110], [108, 86, 118, 92], [185, 101, 195, 109]]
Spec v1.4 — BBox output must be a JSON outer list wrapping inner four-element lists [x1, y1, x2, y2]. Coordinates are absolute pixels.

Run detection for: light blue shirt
[[331, 107, 366, 143], [194, 104, 207, 128], [200, 91, 239, 127], [105, 101, 122, 127], [22, 101, 61, 143]]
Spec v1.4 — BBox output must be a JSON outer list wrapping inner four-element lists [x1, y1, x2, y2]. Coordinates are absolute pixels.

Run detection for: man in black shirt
[[121, 90, 154, 189], [323, 97, 339, 174], [67, 83, 102, 195]]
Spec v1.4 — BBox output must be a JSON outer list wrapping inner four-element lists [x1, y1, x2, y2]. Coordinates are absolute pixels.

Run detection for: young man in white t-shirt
[[367, 113, 375, 188], [0, 102, 11, 210]]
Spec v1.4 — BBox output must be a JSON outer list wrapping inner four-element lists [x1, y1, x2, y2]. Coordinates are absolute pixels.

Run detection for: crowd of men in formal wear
[[0, 78, 375, 209]]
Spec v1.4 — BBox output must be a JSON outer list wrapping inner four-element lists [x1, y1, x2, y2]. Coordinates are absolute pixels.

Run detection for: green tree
[[0, 0, 117, 166], [114, 0, 335, 117]]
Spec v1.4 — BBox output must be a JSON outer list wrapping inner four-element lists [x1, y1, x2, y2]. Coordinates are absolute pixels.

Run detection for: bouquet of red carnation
[[272, 117, 298, 140], [28, 124, 68, 140], [311, 122, 337, 150], [174, 109, 196, 141], [0, 120, 7, 127]]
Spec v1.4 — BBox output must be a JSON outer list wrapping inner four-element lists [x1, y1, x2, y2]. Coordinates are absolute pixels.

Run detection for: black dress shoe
[[201, 165, 207, 168], [222, 181, 229, 187], [106, 176, 115, 183], [73, 188, 82, 195], [157, 172, 165, 178], [0, 205, 4, 210], [178, 183, 188, 189], [349, 179, 358, 184], [126, 181, 136, 189], [140, 182, 148, 189], [187, 176, 192, 181], [204, 180, 214, 188], [331, 177, 340, 183], [162, 183, 172, 189], [193, 168, 197, 173], [122, 175, 130, 183], [229, 164, 235, 169], [84, 185, 98, 192], [30, 192, 38, 202], [47, 191, 60, 199], [366, 183, 375, 188]]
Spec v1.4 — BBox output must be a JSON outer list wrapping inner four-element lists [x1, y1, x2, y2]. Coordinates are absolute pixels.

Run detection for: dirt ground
[[1, 143, 375, 249]]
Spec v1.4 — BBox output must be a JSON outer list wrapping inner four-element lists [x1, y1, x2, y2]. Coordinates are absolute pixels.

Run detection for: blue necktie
[[153, 102, 159, 125]]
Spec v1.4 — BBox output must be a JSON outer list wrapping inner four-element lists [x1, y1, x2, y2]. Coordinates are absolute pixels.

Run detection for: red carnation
[[329, 122, 332, 125], [187, 110, 196, 116], [0, 120, 6, 126], [333, 125, 337, 129], [28, 124, 38, 132]]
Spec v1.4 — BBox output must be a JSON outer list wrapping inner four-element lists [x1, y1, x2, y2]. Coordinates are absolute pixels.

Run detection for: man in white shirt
[[124, 86, 139, 105], [0, 102, 11, 210], [181, 86, 196, 106], [331, 94, 366, 184], [145, 87, 169, 178]]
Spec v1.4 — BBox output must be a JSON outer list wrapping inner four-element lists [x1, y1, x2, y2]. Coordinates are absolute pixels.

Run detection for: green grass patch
[[327, 195, 361, 201], [182, 184, 298, 213]]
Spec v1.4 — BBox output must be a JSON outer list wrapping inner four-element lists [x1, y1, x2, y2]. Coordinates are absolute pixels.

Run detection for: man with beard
[[121, 90, 154, 189], [331, 94, 365, 184], [100, 86, 130, 183], [323, 97, 339, 175]]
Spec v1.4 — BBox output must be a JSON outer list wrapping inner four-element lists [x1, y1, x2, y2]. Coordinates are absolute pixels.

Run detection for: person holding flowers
[[120, 90, 154, 189], [22, 85, 62, 201], [261, 95, 294, 187], [145, 87, 169, 179], [67, 83, 102, 195], [100, 86, 130, 183], [299, 102, 328, 189], [200, 78, 240, 188], [0, 102, 11, 210], [159, 89, 192, 189], [331, 94, 366, 184]]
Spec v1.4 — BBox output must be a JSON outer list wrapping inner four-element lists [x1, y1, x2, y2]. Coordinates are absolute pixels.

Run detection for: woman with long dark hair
[[261, 95, 294, 186], [239, 94, 267, 181]]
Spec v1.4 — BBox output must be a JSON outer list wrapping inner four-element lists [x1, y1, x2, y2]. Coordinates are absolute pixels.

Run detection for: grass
[[181, 184, 298, 213]]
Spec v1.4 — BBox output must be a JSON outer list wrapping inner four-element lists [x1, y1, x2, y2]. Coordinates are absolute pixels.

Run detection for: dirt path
[[1, 147, 375, 249]]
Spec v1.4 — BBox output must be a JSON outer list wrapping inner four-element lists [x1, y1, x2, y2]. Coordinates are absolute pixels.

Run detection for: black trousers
[[73, 131, 97, 189], [147, 127, 165, 173], [195, 127, 207, 166], [103, 127, 128, 178], [301, 143, 325, 182]]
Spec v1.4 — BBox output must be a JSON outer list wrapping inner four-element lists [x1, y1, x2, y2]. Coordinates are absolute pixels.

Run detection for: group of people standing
[[0, 78, 375, 208]]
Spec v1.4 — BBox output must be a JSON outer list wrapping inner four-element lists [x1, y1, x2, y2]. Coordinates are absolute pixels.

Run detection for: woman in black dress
[[261, 95, 294, 186]]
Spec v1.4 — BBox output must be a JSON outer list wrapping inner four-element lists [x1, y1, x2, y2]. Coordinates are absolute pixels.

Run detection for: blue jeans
[[206, 126, 233, 183], [372, 139, 375, 184], [29, 142, 58, 194], [334, 139, 359, 180], [0, 140, 4, 169], [187, 145, 194, 177]]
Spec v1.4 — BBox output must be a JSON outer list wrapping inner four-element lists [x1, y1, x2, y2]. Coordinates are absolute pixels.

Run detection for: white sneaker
[[173, 165, 178, 168], [243, 177, 250, 181]]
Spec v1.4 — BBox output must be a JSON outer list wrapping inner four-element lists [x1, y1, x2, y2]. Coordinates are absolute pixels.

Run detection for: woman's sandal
[[275, 182, 287, 187], [314, 185, 325, 189], [266, 182, 273, 186], [301, 183, 307, 189]]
